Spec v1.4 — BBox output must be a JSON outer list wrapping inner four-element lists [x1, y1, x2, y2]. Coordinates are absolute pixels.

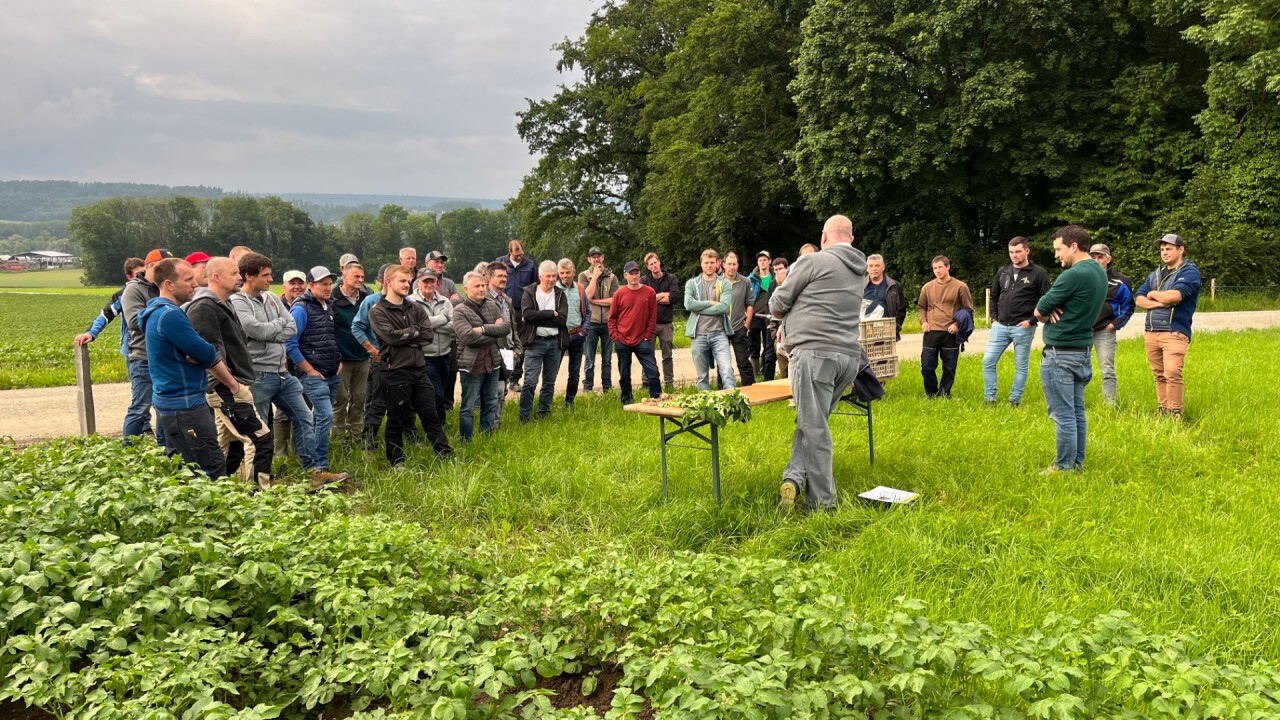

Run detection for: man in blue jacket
[[139, 259, 239, 477], [1135, 233, 1201, 418]]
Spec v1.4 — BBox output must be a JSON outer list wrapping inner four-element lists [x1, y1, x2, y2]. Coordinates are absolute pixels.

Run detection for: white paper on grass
[[858, 486, 919, 505], [500, 349, 515, 371]]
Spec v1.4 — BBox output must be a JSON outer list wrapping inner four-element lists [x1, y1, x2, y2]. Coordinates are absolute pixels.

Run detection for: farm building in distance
[[8, 250, 78, 268]]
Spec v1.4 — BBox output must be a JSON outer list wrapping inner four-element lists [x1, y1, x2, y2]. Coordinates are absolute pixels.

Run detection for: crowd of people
[[73, 222, 1201, 509]]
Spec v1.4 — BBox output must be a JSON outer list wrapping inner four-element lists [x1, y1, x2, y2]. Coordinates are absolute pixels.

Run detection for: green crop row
[[2, 437, 1278, 719], [0, 293, 126, 390]]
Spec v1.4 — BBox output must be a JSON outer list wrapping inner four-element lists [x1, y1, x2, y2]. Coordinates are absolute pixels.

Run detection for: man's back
[[769, 244, 867, 352]]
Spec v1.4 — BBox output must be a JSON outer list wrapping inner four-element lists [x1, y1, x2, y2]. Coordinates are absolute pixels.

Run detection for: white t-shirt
[[535, 287, 558, 337]]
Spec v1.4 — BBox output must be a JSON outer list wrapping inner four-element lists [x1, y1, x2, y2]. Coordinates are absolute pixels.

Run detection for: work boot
[[308, 469, 349, 493], [778, 479, 802, 515]]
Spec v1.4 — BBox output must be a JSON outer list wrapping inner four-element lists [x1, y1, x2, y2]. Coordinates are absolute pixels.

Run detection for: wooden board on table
[[623, 378, 796, 418]]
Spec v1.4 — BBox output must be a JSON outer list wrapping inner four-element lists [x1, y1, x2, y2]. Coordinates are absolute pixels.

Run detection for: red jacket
[[608, 284, 657, 347]]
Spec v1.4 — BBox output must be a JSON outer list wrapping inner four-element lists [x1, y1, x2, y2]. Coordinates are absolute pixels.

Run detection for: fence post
[[984, 288, 992, 323], [1210, 278, 1216, 302], [74, 344, 96, 436]]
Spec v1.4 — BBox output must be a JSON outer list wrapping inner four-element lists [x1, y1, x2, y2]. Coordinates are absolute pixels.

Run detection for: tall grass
[[343, 329, 1280, 663]]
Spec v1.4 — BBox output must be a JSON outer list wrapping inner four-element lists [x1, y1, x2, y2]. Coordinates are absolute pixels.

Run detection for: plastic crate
[[860, 317, 896, 342], [863, 339, 896, 360], [870, 356, 899, 381]]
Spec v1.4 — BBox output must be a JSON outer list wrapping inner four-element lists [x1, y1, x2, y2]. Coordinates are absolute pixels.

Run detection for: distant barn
[[11, 250, 78, 268]]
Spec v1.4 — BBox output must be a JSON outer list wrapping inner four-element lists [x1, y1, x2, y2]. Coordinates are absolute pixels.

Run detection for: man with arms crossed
[[639, 252, 679, 391], [983, 237, 1050, 407], [770, 215, 867, 513], [1034, 225, 1108, 473], [1134, 233, 1201, 418]]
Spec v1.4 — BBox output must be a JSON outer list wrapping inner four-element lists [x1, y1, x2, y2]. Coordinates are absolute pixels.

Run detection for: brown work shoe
[[778, 479, 801, 515], [308, 469, 349, 493]]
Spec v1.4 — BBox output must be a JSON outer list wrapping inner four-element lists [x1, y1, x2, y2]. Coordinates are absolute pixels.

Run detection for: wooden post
[[1210, 278, 1216, 302], [74, 344, 96, 436], [984, 288, 992, 324]]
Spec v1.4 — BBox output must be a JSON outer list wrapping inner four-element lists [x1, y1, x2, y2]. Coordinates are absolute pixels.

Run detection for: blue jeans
[[301, 375, 340, 468], [250, 371, 321, 471], [616, 339, 661, 404], [582, 322, 612, 392], [520, 336, 564, 420], [690, 333, 735, 391], [982, 321, 1036, 402], [1040, 348, 1092, 470], [460, 369, 501, 441], [124, 359, 164, 444]]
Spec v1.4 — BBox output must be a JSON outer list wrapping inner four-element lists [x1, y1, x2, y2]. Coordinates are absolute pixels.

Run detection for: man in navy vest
[[286, 266, 347, 487]]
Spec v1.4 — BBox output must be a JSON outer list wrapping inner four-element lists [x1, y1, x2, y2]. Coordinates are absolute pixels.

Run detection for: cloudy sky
[[1, 0, 595, 200]]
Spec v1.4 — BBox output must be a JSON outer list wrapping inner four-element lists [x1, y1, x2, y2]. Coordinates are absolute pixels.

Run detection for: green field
[[329, 329, 1280, 662], [0, 293, 127, 389], [0, 268, 92, 289]]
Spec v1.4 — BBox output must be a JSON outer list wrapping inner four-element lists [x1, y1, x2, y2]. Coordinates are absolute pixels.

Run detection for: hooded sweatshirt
[[768, 244, 868, 353], [139, 297, 219, 411], [228, 289, 297, 374], [121, 277, 160, 362], [185, 287, 256, 386]]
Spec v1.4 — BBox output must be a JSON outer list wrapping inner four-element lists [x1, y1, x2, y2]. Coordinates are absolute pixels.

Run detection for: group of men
[[75, 222, 1201, 509]]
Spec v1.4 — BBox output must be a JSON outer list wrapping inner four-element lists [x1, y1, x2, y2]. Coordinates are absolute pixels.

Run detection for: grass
[[0, 293, 128, 389], [331, 328, 1280, 664], [0, 268, 91, 288]]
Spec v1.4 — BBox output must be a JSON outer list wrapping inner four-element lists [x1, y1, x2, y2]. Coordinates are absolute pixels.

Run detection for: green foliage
[[5, 435, 1280, 718], [0, 293, 126, 389], [667, 389, 754, 428]]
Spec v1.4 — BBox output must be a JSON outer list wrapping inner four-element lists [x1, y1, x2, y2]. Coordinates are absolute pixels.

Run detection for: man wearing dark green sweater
[[1034, 225, 1108, 473]]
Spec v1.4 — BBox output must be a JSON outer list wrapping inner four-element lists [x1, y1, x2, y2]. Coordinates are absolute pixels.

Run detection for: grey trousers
[[784, 348, 861, 509], [1092, 329, 1118, 404]]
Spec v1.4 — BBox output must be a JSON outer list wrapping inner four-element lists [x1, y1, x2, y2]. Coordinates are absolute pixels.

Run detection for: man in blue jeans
[[453, 271, 510, 440], [1034, 225, 1108, 474], [230, 252, 348, 489], [121, 248, 173, 443], [286, 266, 347, 487], [610, 261, 661, 404], [578, 247, 618, 394], [983, 236, 1050, 407], [519, 261, 568, 421], [683, 249, 735, 391], [557, 259, 590, 407]]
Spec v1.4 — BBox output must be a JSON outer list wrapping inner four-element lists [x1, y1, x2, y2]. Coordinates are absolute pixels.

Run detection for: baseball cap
[[417, 268, 440, 282], [282, 270, 306, 284], [1088, 244, 1111, 258], [756, 250, 771, 259], [622, 261, 640, 274], [425, 250, 448, 262], [307, 266, 338, 283], [588, 246, 604, 257], [338, 253, 360, 269], [144, 249, 174, 264], [1156, 233, 1185, 248], [185, 251, 210, 265]]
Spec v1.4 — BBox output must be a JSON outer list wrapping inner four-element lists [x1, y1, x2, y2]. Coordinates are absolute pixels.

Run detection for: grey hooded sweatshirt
[[227, 289, 297, 374], [768, 243, 868, 354]]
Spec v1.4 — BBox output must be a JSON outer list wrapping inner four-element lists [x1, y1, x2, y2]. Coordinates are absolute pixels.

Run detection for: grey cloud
[[1, 0, 593, 198]]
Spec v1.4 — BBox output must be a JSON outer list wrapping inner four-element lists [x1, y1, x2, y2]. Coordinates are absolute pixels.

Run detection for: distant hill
[[0, 180, 508, 225]]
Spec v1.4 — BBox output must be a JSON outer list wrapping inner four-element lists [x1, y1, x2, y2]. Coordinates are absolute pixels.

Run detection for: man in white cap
[[280, 270, 307, 308], [285, 266, 349, 487], [1135, 233, 1202, 418]]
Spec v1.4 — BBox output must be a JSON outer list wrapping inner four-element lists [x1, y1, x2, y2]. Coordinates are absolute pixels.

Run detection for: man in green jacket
[[1034, 225, 1108, 474]]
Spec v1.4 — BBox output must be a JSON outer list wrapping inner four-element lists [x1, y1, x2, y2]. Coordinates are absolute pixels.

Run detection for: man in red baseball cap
[[186, 252, 211, 287]]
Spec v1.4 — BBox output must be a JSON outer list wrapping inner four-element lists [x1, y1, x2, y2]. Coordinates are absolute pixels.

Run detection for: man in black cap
[[424, 250, 459, 300], [609, 261, 660, 404], [579, 246, 618, 394], [1135, 233, 1202, 418]]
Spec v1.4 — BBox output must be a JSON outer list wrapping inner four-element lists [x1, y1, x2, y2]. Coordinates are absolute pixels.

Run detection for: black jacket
[[865, 275, 908, 338], [520, 284, 569, 348], [991, 262, 1051, 326], [640, 271, 681, 325], [185, 288, 256, 388], [369, 297, 433, 370]]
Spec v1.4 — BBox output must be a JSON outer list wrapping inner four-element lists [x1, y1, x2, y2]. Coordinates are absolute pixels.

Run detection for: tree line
[[70, 196, 516, 286], [511, 0, 1279, 292]]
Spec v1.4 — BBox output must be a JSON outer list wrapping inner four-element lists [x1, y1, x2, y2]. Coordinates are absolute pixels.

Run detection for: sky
[[1, 0, 595, 200]]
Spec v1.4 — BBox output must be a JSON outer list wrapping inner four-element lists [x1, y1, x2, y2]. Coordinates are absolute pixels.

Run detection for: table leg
[[867, 401, 874, 466], [660, 416, 669, 501], [711, 423, 721, 505]]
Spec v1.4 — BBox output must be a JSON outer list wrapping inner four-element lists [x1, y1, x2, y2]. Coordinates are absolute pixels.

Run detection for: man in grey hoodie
[[769, 214, 868, 513]]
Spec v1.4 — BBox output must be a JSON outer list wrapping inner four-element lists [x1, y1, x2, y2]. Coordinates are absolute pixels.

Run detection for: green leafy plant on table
[[663, 389, 753, 428]]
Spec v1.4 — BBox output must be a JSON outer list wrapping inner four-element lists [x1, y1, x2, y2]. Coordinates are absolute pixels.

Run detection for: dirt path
[[2, 311, 1277, 445]]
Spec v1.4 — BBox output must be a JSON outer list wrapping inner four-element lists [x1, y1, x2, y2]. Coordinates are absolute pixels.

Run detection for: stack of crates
[[859, 317, 898, 381]]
